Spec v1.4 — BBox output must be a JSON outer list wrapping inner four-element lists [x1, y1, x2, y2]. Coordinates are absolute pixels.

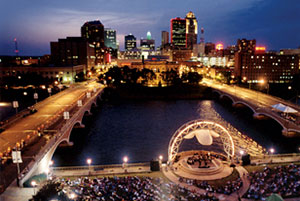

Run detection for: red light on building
[[255, 46, 266, 51], [216, 43, 224, 50], [105, 53, 111, 63]]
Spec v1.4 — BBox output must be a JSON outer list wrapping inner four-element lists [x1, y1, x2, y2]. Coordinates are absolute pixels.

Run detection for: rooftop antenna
[[14, 38, 19, 56]]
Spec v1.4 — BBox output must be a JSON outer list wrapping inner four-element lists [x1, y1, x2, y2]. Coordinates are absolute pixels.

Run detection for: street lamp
[[159, 155, 163, 169], [86, 158, 92, 175], [257, 79, 265, 103], [31, 180, 37, 195], [123, 156, 128, 163], [288, 86, 299, 104], [269, 148, 275, 154], [122, 156, 128, 170], [49, 160, 54, 166]]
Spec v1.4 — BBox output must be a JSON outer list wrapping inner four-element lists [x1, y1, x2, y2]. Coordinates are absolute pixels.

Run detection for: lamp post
[[47, 88, 52, 96], [159, 155, 163, 169], [269, 148, 275, 163], [48, 160, 54, 180], [31, 180, 37, 195], [86, 158, 92, 176], [257, 79, 265, 103], [122, 156, 128, 172], [288, 86, 299, 104]]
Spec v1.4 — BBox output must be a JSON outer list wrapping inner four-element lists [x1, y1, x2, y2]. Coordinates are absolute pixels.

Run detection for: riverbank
[[102, 84, 212, 100]]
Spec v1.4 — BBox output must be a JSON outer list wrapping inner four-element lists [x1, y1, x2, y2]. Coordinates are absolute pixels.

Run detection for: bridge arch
[[233, 101, 257, 114], [254, 112, 285, 130], [212, 90, 222, 98], [220, 94, 235, 104]]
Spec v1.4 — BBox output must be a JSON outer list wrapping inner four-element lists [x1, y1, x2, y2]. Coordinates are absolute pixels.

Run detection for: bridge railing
[[19, 87, 103, 185]]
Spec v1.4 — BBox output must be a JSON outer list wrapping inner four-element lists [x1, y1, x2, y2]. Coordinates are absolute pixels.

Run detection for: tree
[[182, 72, 203, 84], [31, 181, 70, 201]]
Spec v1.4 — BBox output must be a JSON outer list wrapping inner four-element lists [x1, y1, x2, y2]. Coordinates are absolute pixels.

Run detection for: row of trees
[[1, 72, 55, 87], [98, 66, 203, 86]]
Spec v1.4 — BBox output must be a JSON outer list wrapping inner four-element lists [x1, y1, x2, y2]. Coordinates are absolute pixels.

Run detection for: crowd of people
[[244, 164, 300, 199], [193, 178, 243, 195], [58, 176, 219, 201]]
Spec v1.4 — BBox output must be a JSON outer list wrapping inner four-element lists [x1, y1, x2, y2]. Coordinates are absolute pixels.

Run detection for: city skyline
[[1, 0, 300, 56]]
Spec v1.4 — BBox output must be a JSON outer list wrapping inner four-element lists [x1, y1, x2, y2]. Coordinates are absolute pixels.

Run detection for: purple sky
[[1, 0, 300, 56]]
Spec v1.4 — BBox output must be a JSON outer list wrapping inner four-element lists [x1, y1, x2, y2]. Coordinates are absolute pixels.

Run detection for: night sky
[[1, 0, 300, 56]]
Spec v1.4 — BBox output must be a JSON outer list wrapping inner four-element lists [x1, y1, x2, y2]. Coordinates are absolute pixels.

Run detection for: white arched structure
[[168, 119, 235, 163]]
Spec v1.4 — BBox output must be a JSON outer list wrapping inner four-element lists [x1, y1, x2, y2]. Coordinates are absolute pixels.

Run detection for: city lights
[[216, 43, 224, 50], [255, 46, 266, 51], [1, 4, 300, 201]]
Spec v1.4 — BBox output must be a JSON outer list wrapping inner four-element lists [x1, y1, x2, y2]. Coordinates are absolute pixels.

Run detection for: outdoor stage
[[170, 150, 233, 180]]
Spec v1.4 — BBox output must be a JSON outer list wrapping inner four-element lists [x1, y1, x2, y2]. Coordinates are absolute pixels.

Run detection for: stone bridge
[[212, 87, 300, 137], [19, 87, 104, 186]]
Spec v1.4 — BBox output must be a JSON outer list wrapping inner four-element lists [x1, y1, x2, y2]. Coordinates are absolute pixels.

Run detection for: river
[[52, 99, 299, 166]]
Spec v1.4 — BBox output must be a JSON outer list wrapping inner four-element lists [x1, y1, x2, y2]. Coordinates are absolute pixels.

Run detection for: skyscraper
[[140, 31, 155, 50], [81, 20, 105, 65], [171, 17, 186, 48], [104, 28, 117, 49], [237, 39, 256, 54], [125, 34, 137, 51], [50, 37, 95, 71], [104, 28, 118, 58], [161, 31, 169, 47], [186, 11, 198, 49]]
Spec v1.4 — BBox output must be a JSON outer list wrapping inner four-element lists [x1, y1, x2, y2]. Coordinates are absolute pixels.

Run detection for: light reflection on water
[[52, 100, 297, 166]]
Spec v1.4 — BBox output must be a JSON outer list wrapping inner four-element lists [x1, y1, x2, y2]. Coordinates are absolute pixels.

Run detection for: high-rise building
[[235, 39, 257, 77], [205, 42, 215, 55], [234, 38, 300, 83], [235, 53, 299, 84], [161, 31, 169, 47], [104, 28, 117, 49], [140, 31, 155, 50], [171, 17, 186, 48], [186, 11, 198, 49], [237, 39, 256, 54], [104, 28, 117, 58], [81, 20, 105, 65], [50, 37, 95, 72], [125, 34, 137, 51]]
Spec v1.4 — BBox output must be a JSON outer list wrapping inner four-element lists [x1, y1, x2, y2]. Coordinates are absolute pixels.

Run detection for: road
[[0, 81, 102, 156], [202, 79, 300, 133], [203, 78, 300, 110]]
